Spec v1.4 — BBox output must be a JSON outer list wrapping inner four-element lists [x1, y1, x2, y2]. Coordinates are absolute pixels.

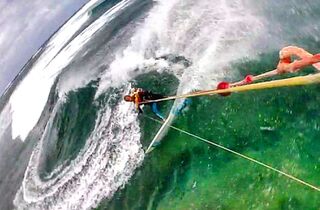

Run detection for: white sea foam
[[0, 104, 12, 140], [8, 6, 90, 141], [12, 0, 269, 209], [97, 0, 266, 96], [14, 95, 144, 210], [8, 0, 132, 141]]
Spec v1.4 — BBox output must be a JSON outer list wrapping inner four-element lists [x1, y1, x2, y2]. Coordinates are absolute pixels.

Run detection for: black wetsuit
[[139, 91, 165, 120]]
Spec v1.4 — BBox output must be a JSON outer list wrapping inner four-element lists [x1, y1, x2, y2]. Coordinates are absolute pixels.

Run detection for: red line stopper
[[244, 75, 253, 84], [217, 81, 231, 96]]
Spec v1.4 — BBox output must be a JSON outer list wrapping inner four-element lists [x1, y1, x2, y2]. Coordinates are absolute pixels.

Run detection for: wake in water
[[0, 0, 289, 209], [14, 91, 144, 209]]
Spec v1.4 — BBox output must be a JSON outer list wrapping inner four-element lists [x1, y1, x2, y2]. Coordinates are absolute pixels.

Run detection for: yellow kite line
[[141, 73, 320, 104]]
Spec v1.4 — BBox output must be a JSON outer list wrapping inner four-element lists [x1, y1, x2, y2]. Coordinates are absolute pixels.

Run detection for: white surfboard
[[145, 111, 176, 153], [145, 98, 188, 153]]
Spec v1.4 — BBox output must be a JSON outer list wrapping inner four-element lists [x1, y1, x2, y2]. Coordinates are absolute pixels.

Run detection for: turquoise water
[[99, 51, 320, 210]]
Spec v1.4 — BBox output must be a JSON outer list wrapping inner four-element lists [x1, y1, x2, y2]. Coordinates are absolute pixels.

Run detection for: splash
[[97, 0, 266, 97], [7, 0, 272, 209]]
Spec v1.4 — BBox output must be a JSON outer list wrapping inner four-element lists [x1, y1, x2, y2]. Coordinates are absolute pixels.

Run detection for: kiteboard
[[145, 111, 175, 153], [145, 98, 190, 153]]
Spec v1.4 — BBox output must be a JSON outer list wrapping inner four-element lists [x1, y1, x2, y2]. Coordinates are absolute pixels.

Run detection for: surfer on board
[[124, 88, 165, 121]]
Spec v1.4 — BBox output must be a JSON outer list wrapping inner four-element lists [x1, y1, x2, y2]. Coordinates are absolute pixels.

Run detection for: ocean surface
[[0, 0, 320, 209]]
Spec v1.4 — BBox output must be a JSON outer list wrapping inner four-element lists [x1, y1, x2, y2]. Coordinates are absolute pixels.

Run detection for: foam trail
[[14, 97, 144, 209]]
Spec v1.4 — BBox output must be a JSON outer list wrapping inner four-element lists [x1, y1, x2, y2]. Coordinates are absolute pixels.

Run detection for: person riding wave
[[124, 88, 165, 121]]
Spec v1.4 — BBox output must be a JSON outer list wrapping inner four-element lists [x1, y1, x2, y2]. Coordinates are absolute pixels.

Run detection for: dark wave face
[[1, 0, 320, 209], [38, 82, 99, 179]]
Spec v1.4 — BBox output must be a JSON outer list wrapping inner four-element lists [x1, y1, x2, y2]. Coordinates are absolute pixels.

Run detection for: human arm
[[134, 95, 143, 114], [277, 46, 320, 73]]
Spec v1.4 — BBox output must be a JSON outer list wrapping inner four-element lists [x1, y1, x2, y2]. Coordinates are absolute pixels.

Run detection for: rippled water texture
[[0, 0, 320, 209]]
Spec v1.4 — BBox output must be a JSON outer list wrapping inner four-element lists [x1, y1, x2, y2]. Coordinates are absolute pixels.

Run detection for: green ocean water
[[4, 1, 320, 209], [39, 82, 99, 178], [98, 49, 320, 210]]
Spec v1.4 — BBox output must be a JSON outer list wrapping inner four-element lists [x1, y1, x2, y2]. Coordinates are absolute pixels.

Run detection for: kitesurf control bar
[[140, 54, 320, 104]]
